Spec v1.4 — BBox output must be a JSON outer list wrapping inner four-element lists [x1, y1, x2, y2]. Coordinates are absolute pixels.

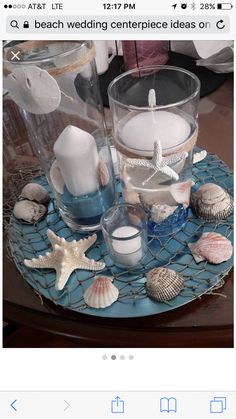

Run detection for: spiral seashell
[[146, 267, 184, 302], [97, 160, 110, 187], [13, 200, 47, 223], [83, 276, 119, 309], [21, 183, 50, 204], [191, 183, 233, 222], [188, 232, 233, 264]]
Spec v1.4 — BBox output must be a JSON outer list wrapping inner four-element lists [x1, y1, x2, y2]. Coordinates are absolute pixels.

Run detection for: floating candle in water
[[54, 125, 99, 197], [112, 226, 143, 267], [119, 89, 191, 153]]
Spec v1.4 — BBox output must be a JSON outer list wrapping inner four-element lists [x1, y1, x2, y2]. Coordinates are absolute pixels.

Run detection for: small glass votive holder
[[101, 203, 148, 269]]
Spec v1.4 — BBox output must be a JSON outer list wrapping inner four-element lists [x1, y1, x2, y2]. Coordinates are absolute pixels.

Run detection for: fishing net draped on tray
[[8, 151, 233, 318]]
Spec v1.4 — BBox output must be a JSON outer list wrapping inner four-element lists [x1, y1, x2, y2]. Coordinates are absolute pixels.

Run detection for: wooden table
[[3, 78, 233, 348]]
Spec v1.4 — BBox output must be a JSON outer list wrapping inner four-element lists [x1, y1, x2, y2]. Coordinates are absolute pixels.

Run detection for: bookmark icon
[[160, 397, 177, 413]]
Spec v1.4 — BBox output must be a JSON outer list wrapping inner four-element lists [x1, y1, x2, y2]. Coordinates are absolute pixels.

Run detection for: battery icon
[[217, 3, 233, 9]]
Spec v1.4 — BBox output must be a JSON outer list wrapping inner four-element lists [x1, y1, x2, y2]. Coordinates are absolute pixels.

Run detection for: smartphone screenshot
[[1, 1, 235, 418]]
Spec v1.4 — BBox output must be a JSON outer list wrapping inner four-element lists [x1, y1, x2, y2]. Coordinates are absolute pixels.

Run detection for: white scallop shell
[[146, 267, 184, 302], [188, 232, 233, 264], [13, 200, 47, 223], [97, 160, 110, 187], [21, 183, 50, 204], [191, 183, 233, 221], [83, 276, 119, 309], [50, 160, 65, 194], [7, 66, 61, 114], [151, 204, 177, 222], [193, 150, 207, 164], [170, 180, 192, 207]]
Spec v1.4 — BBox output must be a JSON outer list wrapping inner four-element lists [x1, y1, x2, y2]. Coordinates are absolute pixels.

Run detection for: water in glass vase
[[120, 151, 193, 236]]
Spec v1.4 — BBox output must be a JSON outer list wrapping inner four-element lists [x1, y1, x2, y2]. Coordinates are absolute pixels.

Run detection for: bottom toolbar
[[0, 392, 235, 418]]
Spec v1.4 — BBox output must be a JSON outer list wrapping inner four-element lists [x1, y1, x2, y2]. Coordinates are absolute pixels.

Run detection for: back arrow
[[10, 400, 17, 411], [64, 400, 70, 411]]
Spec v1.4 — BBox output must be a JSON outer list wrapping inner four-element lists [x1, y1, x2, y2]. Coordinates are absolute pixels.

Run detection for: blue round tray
[[8, 151, 233, 318]]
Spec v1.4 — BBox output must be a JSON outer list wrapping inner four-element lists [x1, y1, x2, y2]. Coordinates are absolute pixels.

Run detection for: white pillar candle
[[112, 226, 143, 267], [54, 125, 99, 197]]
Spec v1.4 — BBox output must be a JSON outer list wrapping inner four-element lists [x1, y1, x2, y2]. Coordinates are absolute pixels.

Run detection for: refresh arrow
[[10, 400, 17, 411], [216, 19, 226, 29]]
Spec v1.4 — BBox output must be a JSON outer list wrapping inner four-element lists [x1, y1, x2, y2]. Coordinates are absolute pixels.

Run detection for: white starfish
[[24, 229, 105, 291], [126, 140, 188, 185]]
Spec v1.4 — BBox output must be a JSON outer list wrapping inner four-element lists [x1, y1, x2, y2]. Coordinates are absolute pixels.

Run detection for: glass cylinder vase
[[3, 41, 116, 232], [108, 65, 200, 236]]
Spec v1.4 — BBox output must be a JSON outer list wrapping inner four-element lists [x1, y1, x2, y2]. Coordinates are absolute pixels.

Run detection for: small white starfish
[[24, 229, 105, 291], [126, 140, 188, 185]]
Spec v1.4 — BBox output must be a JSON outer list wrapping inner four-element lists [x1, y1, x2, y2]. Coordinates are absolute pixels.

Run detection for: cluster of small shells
[[191, 183, 233, 222], [13, 183, 50, 223], [151, 204, 177, 223]]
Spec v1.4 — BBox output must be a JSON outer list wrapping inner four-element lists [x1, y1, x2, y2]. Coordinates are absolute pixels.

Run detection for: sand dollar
[[7, 65, 61, 114]]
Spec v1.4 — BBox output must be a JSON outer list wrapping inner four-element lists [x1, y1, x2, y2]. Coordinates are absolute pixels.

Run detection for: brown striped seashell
[[191, 183, 233, 222], [146, 267, 184, 302], [188, 232, 233, 264], [97, 160, 110, 187], [21, 183, 50, 204], [83, 276, 118, 309]]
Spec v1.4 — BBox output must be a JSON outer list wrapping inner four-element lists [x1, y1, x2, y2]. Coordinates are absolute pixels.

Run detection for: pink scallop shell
[[188, 232, 233, 264], [83, 276, 119, 309], [170, 180, 192, 207]]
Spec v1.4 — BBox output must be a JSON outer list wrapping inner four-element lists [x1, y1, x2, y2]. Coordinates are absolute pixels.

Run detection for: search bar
[[7, 15, 230, 33]]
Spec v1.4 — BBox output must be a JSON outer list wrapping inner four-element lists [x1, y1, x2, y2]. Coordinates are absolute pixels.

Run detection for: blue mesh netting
[[8, 150, 233, 318]]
